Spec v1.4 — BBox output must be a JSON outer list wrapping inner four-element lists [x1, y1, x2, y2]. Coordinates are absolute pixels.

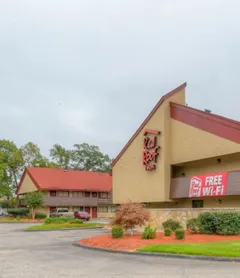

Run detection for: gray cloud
[[1, 0, 240, 157]]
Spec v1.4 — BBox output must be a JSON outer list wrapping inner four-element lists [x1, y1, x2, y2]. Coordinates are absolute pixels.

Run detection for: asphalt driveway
[[0, 223, 240, 278]]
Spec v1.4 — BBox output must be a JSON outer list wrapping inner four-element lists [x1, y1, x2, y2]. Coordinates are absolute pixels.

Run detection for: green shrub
[[44, 218, 52, 224], [0, 200, 10, 209], [162, 219, 182, 231], [217, 212, 240, 235], [197, 211, 240, 235], [141, 225, 157, 239], [187, 218, 200, 234], [44, 217, 83, 224], [8, 208, 29, 217], [112, 225, 123, 238], [164, 228, 172, 236], [175, 228, 185, 240], [35, 212, 47, 219], [197, 212, 217, 234]]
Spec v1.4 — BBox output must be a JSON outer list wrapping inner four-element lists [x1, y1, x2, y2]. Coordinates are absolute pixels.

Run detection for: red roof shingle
[[170, 102, 240, 144], [16, 167, 112, 194]]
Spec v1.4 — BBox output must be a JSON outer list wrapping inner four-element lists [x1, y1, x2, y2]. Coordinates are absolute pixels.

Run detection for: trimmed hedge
[[44, 217, 83, 224], [164, 228, 172, 237], [175, 228, 185, 240], [112, 225, 123, 238], [198, 211, 240, 235], [35, 212, 47, 219], [141, 225, 157, 239], [162, 219, 182, 231], [8, 208, 29, 217], [186, 218, 200, 234]]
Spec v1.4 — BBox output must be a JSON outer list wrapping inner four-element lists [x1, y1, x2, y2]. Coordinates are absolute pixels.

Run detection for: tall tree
[[71, 143, 112, 172], [50, 144, 71, 169], [20, 142, 51, 168], [0, 140, 24, 198]]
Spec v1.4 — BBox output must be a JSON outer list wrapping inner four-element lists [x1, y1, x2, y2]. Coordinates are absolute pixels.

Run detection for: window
[[58, 191, 69, 197], [85, 192, 90, 198], [111, 206, 116, 213], [72, 191, 84, 197], [192, 200, 204, 208], [50, 191, 56, 197], [73, 192, 84, 197], [98, 192, 108, 199], [72, 191, 79, 197], [98, 206, 108, 213], [92, 192, 97, 198], [73, 206, 84, 212]]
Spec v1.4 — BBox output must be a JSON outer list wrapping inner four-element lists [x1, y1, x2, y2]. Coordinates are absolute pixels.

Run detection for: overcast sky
[[1, 0, 240, 158]]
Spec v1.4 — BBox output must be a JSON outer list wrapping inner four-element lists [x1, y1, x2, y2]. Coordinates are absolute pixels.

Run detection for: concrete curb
[[72, 242, 240, 262], [24, 227, 106, 232]]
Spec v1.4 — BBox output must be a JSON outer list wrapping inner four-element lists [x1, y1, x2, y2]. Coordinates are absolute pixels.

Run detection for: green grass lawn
[[25, 222, 104, 230], [137, 241, 240, 257]]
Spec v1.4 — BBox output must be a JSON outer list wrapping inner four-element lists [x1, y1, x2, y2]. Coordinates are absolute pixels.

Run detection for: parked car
[[74, 211, 90, 221], [50, 208, 74, 218]]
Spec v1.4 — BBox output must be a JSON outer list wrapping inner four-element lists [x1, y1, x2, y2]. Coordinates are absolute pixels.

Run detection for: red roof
[[170, 102, 240, 144], [111, 82, 187, 167], [16, 167, 112, 194]]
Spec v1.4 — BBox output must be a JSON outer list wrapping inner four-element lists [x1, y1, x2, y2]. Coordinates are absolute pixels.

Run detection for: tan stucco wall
[[113, 88, 186, 204], [35, 206, 49, 217], [173, 153, 240, 178], [171, 196, 240, 208], [171, 120, 240, 164], [98, 205, 116, 218], [147, 195, 240, 209], [18, 174, 38, 194]]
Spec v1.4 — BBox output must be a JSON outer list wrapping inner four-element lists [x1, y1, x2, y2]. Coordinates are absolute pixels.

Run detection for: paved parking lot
[[0, 223, 240, 278]]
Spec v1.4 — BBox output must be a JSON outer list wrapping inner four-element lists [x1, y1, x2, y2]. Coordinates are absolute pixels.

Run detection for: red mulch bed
[[79, 231, 240, 251]]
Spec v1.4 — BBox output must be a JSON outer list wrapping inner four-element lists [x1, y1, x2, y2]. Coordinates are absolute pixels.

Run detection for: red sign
[[142, 129, 160, 171], [189, 172, 228, 197]]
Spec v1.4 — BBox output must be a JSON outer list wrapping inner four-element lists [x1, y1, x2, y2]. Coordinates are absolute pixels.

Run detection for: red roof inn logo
[[189, 177, 202, 197], [142, 129, 160, 171], [189, 172, 228, 197]]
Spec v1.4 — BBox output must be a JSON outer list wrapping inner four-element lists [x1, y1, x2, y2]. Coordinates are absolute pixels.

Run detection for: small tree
[[112, 203, 150, 235], [25, 191, 44, 219]]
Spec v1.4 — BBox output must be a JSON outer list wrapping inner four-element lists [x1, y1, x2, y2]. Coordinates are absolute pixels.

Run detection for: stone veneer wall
[[149, 208, 240, 229]]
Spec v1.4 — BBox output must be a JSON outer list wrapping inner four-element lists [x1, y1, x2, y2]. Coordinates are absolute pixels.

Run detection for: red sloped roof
[[111, 82, 187, 167], [16, 167, 112, 194], [170, 102, 240, 143]]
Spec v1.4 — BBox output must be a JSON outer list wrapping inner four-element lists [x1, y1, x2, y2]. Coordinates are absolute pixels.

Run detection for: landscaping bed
[[25, 222, 104, 230], [0, 217, 43, 223], [79, 231, 240, 251], [23, 217, 104, 230]]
